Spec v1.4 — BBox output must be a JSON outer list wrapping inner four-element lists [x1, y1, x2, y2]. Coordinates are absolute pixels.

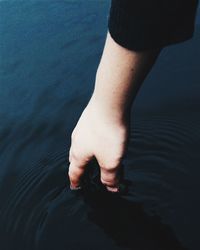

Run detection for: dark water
[[0, 1, 200, 250]]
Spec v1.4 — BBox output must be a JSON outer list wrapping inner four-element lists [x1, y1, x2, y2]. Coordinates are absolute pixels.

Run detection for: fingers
[[68, 144, 123, 193], [68, 160, 85, 189], [99, 161, 122, 193], [68, 147, 93, 189]]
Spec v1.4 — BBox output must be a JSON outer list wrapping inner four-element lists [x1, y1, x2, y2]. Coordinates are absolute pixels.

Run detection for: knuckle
[[102, 158, 121, 171], [101, 177, 117, 187], [104, 165, 117, 172], [70, 150, 81, 162], [70, 148, 93, 164]]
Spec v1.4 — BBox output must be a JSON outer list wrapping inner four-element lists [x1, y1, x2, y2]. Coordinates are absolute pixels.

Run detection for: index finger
[[68, 160, 86, 190]]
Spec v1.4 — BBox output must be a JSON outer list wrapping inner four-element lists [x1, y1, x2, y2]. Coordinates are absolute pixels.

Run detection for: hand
[[68, 97, 130, 192]]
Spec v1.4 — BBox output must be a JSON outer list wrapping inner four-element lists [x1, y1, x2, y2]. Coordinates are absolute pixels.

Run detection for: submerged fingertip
[[69, 184, 82, 190], [106, 186, 120, 193]]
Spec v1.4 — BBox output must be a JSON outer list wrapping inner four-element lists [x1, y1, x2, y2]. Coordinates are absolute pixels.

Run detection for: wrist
[[88, 92, 131, 124]]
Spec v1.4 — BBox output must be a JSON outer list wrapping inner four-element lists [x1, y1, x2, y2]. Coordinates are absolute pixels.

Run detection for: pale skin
[[68, 31, 162, 192]]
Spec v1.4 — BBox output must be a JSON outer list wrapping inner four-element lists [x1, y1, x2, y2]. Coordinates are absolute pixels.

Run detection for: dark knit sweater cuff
[[108, 0, 198, 51]]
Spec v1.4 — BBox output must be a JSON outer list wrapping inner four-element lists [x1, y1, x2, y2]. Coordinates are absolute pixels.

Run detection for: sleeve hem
[[107, 0, 196, 51]]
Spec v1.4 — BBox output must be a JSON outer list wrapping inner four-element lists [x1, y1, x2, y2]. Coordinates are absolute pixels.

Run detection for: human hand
[[68, 97, 130, 193]]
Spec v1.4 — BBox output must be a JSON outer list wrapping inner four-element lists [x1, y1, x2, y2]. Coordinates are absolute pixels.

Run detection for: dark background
[[0, 1, 200, 249]]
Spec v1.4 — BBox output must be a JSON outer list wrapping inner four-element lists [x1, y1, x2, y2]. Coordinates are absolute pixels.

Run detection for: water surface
[[0, 1, 200, 250]]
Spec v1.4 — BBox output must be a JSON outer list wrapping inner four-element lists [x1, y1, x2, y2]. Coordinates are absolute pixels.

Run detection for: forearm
[[90, 31, 162, 121]]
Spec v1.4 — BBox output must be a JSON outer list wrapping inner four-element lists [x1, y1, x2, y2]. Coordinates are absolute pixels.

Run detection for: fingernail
[[70, 184, 82, 190]]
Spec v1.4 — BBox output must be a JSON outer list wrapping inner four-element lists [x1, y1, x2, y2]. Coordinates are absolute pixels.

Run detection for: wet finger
[[68, 160, 86, 190], [100, 165, 121, 193]]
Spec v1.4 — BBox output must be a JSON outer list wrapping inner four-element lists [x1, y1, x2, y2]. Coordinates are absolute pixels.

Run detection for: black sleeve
[[108, 0, 199, 51]]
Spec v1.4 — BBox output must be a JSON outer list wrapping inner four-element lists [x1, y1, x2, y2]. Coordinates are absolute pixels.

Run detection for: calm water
[[0, 1, 200, 250]]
